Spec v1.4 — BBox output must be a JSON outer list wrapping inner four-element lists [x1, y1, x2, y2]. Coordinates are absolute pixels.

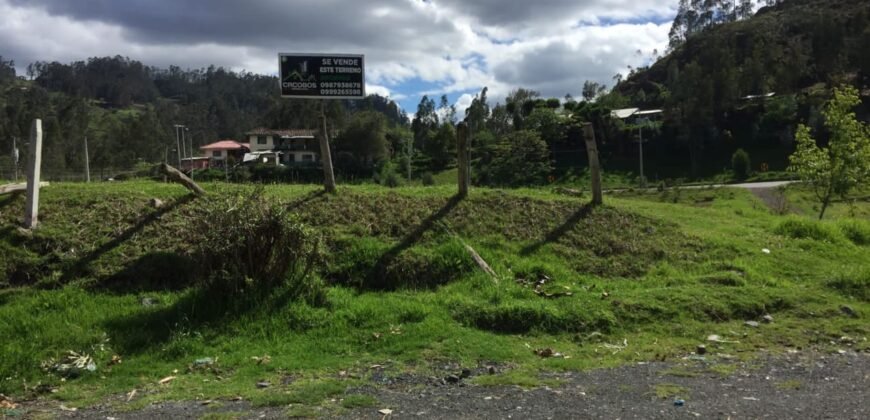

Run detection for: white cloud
[[0, 0, 674, 111]]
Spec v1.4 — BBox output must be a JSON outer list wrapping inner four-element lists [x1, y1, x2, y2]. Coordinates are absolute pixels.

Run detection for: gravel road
[[14, 351, 869, 419]]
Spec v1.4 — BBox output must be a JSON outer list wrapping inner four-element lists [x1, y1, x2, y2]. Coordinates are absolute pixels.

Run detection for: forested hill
[[618, 0, 870, 108], [609, 0, 869, 176], [0, 56, 407, 178]]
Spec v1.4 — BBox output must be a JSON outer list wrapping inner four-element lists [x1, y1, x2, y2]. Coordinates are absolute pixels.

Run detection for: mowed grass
[[0, 180, 867, 411]]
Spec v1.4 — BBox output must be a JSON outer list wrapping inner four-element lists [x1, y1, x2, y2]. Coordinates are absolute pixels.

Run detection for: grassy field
[[0, 180, 867, 414]]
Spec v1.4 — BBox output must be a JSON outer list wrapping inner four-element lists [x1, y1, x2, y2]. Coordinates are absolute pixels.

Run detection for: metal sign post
[[279, 53, 365, 193]]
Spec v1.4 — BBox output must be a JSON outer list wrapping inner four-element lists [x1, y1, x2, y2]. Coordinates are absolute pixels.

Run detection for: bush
[[476, 130, 552, 187], [421, 171, 435, 186], [193, 187, 325, 293], [326, 236, 473, 290], [731, 148, 751, 180], [374, 161, 402, 188], [838, 220, 870, 246], [827, 268, 870, 301], [774, 218, 842, 243]]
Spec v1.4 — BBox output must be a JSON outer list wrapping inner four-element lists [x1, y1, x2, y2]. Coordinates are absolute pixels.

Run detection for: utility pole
[[182, 127, 193, 181], [84, 136, 91, 183], [174, 125, 182, 168], [12, 136, 19, 181], [638, 118, 646, 188]]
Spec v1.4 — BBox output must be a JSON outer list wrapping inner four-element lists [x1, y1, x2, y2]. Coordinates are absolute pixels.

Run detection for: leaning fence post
[[24, 119, 43, 229]]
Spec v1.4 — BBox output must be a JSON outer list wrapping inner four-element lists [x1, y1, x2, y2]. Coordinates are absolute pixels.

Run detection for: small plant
[[788, 85, 870, 219], [421, 171, 435, 186], [732, 148, 751, 181]]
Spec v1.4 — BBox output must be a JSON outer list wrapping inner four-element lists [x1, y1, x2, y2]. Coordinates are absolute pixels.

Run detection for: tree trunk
[[159, 163, 206, 196], [818, 196, 831, 220]]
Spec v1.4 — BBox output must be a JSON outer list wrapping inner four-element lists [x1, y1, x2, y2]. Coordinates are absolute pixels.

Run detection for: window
[[212, 151, 222, 158], [257, 136, 268, 145], [285, 154, 295, 163], [302, 154, 314, 162]]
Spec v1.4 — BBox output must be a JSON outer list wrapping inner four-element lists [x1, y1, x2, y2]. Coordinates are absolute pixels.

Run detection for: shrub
[[421, 171, 435, 186], [326, 236, 473, 290], [374, 161, 402, 188], [838, 219, 870, 246], [193, 187, 325, 292], [731, 148, 751, 180], [827, 268, 870, 301], [774, 218, 842, 243]]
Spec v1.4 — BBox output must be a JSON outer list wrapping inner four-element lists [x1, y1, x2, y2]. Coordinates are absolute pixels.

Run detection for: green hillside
[[1, 182, 867, 411]]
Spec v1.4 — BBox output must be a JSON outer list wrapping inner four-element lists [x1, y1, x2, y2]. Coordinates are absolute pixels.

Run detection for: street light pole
[[12, 136, 19, 181], [639, 124, 645, 188]]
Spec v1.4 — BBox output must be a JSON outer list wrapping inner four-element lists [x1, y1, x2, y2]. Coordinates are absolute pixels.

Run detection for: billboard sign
[[279, 53, 365, 99]]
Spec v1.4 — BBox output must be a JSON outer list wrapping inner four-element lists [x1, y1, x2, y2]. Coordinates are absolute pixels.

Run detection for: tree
[[525, 107, 565, 147], [465, 87, 489, 133], [581, 81, 607, 102], [426, 123, 456, 170], [788, 86, 870, 219], [412, 95, 438, 150], [476, 130, 552, 186], [335, 111, 389, 166], [504, 88, 539, 130], [439, 94, 457, 124]]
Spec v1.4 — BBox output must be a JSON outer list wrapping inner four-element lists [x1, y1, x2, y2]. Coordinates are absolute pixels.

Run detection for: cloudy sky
[[0, 0, 675, 113]]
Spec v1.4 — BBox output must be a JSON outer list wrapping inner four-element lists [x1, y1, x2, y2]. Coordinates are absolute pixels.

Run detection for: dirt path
[[15, 351, 868, 419]]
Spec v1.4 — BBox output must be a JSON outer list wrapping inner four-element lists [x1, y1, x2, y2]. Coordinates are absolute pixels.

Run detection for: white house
[[245, 128, 320, 165]]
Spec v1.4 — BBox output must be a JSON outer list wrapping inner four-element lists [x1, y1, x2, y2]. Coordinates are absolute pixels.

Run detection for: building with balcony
[[245, 128, 320, 165]]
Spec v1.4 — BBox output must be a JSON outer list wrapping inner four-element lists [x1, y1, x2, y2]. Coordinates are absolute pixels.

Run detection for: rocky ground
[[9, 350, 868, 419]]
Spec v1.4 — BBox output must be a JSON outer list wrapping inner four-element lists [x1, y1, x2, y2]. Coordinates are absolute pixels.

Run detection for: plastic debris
[[251, 355, 271, 365], [378, 408, 393, 416], [126, 389, 137, 402], [41, 351, 97, 378], [0, 394, 18, 409], [762, 248, 771, 254], [707, 334, 739, 343], [674, 398, 685, 407]]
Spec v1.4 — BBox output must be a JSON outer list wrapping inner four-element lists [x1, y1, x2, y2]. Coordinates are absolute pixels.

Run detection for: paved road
[[604, 180, 797, 193], [721, 180, 797, 189]]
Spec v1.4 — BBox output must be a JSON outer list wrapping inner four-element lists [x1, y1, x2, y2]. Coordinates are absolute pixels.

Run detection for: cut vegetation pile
[[0, 181, 867, 412]]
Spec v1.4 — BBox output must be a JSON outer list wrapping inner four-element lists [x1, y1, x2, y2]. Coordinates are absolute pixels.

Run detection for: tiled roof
[[200, 140, 247, 151]]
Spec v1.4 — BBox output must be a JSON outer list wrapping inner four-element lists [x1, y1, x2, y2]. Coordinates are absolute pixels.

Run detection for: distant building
[[245, 128, 320, 165], [199, 140, 250, 167]]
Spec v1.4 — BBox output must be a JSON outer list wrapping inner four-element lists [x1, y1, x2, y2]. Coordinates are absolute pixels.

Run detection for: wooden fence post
[[24, 119, 43, 229], [582, 122, 603, 206], [457, 122, 469, 197], [319, 101, 337, 194]]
